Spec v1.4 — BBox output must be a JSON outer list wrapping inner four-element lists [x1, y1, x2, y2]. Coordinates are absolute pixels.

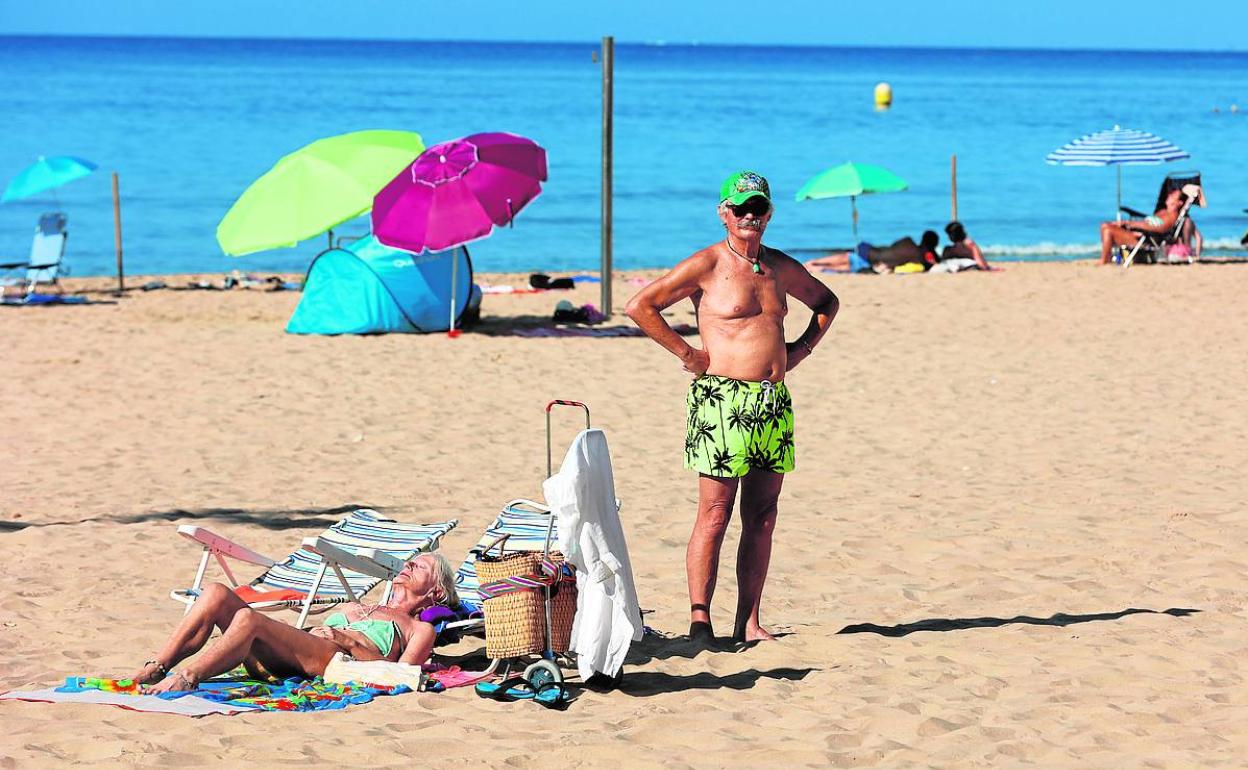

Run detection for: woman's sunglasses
[[728, 198, 771, 218]]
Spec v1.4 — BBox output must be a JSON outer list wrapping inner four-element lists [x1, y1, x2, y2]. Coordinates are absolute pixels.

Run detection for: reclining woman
[[805, 230, 941, 273], [134, 553, 460, 694], [1098, 186, 1186, 265]]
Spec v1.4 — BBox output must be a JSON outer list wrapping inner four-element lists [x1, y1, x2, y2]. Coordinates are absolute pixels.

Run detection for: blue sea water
[[1, 35, 1246, 277]]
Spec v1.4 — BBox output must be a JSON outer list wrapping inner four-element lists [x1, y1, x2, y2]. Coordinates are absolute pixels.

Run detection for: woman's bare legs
[[145, 605, 340, 694], [1099, 222, 1141, 264], [688, 474, 739, 641], [133, 582, 248, 684], [804, 253, 851, 272], [733, 469, 784, 642]]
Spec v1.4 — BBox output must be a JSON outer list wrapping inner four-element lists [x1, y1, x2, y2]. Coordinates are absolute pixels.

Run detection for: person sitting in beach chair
[[135, 552, 461, 694], [0, 212, 68, 297], [932, 220, 992, 272], [1116, 174, 1206, 266], [804, 231, 940, 273], [170, 509, 458, 629], [1100, 181, 1200, 266]]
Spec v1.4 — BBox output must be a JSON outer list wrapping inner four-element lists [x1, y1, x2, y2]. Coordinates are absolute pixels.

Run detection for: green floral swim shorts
[[684, 374, 795, 477]]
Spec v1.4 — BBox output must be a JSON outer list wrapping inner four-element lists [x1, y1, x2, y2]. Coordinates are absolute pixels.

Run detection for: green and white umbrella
[[795, 162, 908, 240]]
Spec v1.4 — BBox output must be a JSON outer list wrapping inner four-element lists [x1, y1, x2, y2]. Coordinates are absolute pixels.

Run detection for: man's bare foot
[[143, 670, 197, 694], [132, 660, 167, 686], [733, 624, 776, 643]]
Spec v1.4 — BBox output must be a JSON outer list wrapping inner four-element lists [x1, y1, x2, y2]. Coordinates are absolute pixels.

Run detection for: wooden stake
[[112, 172, 125, 293], [951, 154, 958, 221], [600, 36, 614, 320]]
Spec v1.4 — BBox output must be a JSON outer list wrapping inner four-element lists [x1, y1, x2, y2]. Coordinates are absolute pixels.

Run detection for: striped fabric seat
[[453, 501, 558, 611], [256, 509, 458, 599]]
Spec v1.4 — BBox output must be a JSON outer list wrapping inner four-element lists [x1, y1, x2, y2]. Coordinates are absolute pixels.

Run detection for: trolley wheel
[[524, 659, 563, 688]]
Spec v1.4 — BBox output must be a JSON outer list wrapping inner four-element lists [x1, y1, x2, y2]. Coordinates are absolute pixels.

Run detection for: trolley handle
[[545, 400, 591, 478]]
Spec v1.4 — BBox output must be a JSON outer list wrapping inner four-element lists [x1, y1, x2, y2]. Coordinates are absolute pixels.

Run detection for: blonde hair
[[428, 552, 461, 609]]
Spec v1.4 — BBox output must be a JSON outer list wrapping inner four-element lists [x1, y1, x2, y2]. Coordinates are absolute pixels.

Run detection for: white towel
[[543, 429, 643, 680]]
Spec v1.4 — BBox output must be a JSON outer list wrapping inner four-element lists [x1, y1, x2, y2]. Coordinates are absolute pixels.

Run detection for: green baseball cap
[[720, 171, 772, 206]]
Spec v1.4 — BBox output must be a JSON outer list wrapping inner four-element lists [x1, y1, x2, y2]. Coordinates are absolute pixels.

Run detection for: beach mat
[[0, 687, 256, 716], [1, 674, 412, 718], [0, 293, 108, 306], [478, 323, 697, 338]]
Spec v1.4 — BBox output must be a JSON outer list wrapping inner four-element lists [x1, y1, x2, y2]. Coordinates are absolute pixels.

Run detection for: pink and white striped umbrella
[[372, 132, 547, 254]]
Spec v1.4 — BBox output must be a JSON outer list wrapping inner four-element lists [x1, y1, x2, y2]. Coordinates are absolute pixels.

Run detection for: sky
[[2, 0, 1246, 51]]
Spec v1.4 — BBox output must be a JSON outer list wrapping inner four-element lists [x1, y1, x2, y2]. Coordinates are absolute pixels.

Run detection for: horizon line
[[1, 31, 1244, 56]]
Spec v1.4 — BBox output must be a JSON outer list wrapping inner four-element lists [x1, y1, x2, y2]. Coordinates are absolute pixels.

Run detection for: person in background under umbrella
[[625, 171, 838, 645]]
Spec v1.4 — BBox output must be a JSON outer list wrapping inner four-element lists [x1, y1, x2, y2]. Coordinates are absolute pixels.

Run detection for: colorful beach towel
[[1, 673, 412, 717]]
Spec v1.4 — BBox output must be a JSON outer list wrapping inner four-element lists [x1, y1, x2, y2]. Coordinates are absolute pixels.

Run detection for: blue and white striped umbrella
[[1045, 126, 1189, 167], [1045, 126, 1189, 216]]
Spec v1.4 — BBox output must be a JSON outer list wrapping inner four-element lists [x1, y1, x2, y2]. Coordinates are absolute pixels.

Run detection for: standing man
[[625, 171, 838, 643]]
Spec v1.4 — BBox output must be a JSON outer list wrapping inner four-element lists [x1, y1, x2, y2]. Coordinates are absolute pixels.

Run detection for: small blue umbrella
[[2, 155, 98, 203], [1045, 126, 1189, 215]]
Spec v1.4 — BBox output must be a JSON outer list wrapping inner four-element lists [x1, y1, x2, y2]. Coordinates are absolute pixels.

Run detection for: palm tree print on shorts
[[684, 375, 794, 477]]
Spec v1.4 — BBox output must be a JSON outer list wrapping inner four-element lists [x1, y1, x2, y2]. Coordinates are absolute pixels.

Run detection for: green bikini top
[[323, 612, 399, 657]]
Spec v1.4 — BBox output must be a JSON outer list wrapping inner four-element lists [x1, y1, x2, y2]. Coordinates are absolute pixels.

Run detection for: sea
[[2, 36, 1246, 277]]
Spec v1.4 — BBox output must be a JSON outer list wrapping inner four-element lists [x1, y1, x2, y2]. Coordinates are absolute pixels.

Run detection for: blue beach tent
[[286, 235, 479, 335]]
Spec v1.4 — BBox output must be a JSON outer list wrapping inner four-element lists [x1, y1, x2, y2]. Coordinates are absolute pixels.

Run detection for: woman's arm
[[967, 238, 991, 270], [397, 622, 437, 665]]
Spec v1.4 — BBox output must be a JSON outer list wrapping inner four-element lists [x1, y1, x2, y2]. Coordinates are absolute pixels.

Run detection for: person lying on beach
[[133, 553, 459, 694], [1098, 187, 1185, 265], [804, 231, 940, 273], [936, 221, 992, 271]]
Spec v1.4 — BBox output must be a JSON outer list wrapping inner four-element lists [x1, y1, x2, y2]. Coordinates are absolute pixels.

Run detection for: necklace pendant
[[752, 262, 762, 274]]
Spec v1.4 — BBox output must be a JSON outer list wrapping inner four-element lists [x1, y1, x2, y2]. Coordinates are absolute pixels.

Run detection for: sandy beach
[[3, 262, 1248, 768]]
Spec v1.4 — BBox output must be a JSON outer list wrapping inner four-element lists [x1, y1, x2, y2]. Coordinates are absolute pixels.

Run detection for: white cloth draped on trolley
[[543, 428, 643, 680]]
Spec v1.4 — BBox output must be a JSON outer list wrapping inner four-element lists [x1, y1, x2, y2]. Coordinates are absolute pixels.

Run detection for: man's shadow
[[837, 607, 1199, 637], [616, 666, 817, 697]]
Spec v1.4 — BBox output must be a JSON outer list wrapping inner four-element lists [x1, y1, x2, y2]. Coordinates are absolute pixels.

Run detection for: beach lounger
[[1120, 172, 1201, 268], [440, 499, 559, 637], [0, 213, 68, 296], [170, 509, 458, 629]]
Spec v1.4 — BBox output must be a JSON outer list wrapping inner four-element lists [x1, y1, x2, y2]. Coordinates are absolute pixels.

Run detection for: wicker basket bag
[[475, 535, 576, 658]]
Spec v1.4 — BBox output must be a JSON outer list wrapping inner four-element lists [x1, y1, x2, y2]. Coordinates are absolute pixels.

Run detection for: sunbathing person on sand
[[805, 231, 940, 273], [133, 553, 458, 693], [1098, 187, 1185, 265], [934, 221, 993, 271]]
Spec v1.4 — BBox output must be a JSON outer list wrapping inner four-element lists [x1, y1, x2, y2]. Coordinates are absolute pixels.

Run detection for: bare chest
[[696, 260, 788, 322]]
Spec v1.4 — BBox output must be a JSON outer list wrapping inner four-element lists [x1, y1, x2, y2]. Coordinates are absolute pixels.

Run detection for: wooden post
[[600, 36, 614, 320], [950, 154, 958, 221], [111, 172, 125, 293]]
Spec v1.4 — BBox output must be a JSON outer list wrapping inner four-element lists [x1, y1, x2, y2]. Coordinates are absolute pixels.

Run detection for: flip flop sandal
[[533, 681, 571, 710], [474, 676, 537, 702]]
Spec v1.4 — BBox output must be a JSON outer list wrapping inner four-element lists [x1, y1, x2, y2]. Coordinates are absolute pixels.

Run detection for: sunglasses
[[728, 198, 771, 218]]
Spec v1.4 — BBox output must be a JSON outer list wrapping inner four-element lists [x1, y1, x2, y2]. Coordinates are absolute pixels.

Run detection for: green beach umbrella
[[217, 129, 425, 256], [794, 162, 909, 240]]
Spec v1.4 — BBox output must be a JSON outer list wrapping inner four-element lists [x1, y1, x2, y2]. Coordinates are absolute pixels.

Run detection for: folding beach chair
[[451, 499, 561, 618], [0, 213, 69, 296], [170, 509, 458, 629], [1120, 172, 1201, 268]]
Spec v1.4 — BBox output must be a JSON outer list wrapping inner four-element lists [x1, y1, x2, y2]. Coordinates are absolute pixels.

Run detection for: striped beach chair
[[453, 499, 558, 614], [170, 509, 458, 628]]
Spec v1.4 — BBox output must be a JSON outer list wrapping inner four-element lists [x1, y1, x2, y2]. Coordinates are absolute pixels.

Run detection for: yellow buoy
[[874, 82, 892, 110]]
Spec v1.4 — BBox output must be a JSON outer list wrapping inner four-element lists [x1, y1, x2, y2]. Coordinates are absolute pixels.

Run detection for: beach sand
[[3, 262, 1248, 768]]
